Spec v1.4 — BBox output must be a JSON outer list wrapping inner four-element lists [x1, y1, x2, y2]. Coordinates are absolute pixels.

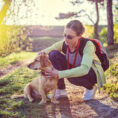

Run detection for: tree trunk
[[94, 0, 99, 39], [107, 0, 114, 45], [0, 1, 11, 24]]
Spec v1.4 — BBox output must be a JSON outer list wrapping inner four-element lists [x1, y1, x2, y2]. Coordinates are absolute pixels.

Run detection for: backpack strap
[[78, 38, 89, 56], [62, 41, 68, 54], [90, 39, 101, 52], [79, 38, 102, 56]]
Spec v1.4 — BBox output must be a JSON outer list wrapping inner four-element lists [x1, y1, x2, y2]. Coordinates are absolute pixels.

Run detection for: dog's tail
[[11, 94, 24, 99]]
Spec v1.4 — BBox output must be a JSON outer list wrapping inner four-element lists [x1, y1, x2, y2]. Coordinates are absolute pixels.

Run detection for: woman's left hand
[[45, 67, 59, 79]]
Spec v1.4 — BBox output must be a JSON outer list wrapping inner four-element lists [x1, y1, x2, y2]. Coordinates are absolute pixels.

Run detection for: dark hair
[[66, 20, 85, 36]]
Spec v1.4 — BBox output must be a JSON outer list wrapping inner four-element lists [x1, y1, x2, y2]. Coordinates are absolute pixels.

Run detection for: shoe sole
[[83, 85, 97, 101]]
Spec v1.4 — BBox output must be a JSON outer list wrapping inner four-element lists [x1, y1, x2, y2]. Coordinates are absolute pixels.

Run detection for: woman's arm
[[41, 40, 64, 54], [58, 41, 96, 79]]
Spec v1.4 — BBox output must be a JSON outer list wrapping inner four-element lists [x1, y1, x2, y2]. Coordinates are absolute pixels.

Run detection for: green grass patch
[[0, 66, 43, 118], [103, 83, 118, 100], [0, 51, 36, 69], [0, 67, 39, 96], [109, 64, 118, 77], [104, 63, 118, 100], [0, 110, 12, 118], [102, 44, 118, 100]]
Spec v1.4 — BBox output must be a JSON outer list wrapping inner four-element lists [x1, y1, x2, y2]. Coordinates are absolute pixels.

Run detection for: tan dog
[[11, 53, 59, 105]]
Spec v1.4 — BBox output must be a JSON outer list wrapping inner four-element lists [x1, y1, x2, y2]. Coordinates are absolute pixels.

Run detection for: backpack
[[62, 38, 109, 71]]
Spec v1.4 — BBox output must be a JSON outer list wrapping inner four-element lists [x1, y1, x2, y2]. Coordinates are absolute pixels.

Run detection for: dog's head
[[28, 53, 52, 70]]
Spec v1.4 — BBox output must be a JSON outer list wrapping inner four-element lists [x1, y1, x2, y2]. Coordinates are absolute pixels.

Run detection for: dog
[[11, 53, 59, 105]]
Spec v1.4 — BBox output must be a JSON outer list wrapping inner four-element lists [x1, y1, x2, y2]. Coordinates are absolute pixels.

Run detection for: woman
[[37, 20, 106, 101]]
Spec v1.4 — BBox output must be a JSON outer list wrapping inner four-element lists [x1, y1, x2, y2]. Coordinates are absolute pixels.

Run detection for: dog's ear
[[40, 54, 51, 67]]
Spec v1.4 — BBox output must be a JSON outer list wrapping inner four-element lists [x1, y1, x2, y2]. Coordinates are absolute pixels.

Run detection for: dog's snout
[[27, 62, 40, 70]]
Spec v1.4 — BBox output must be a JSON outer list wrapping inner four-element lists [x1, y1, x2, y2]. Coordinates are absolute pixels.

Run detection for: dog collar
[[41, 72, 46, 76]]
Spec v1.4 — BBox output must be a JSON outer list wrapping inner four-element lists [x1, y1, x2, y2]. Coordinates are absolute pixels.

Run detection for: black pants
[[49, 50, 97, 90]]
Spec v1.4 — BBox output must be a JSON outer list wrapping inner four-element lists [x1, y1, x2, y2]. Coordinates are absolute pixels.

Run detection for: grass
[[103, 43, 118, 100], [0, 37, 60, 118], [0, 51, 36, 69], [0, 67, 42, 118], [103, 63, 118, 100]]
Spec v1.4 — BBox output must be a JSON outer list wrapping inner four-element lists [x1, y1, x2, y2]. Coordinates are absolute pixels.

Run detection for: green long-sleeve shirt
[[42, 39, 106, 89]]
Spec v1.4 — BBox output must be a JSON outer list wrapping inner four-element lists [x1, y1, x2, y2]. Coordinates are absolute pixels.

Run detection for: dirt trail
[[65, 79, 118, 118], [0, 59, 34, 78], [40, 79, 118, 118]]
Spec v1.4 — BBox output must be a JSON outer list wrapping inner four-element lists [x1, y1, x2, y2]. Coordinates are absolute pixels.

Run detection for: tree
[[56, 0, 104, 39], [107, 0, 114, 45], [92, 0, 99, 39], [0, 0, 11, 24], [0, 0, 36, 25], [0, 0, 34, 56], [88, 0, 105, 39]]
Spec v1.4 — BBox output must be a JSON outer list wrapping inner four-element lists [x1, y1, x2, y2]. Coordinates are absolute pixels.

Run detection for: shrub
[[0, 25, 32, 57], [99, 24, 118, 43], [114, 24, 118, 43], [99, 27, 107, 43], [104, 63, 118, 100], [84, 25, 94, 38]]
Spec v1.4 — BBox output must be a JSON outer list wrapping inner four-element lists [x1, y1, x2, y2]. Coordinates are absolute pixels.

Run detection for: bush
[[99, 27, 107, 43], [103, 83, 118, 100], [104, 63, 118, 100], [99, 24, 118, 43], [114, 24, 118, 43], [84, 25, 94, 38], [0, 25, 32, 57]]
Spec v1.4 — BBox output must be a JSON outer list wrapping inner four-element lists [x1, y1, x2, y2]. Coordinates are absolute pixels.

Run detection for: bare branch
[[55, 12, 77, 19], [87, 0, 104, 2], [55, 9, 94, 25], [84, 14, 94, 24], [70, 0, 84, 6], [55, 10, 85, 20]]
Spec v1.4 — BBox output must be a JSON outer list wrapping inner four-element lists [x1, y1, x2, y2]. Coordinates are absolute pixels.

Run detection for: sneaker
[[47, 89, 67, 99], [83, 85, 97, 101]]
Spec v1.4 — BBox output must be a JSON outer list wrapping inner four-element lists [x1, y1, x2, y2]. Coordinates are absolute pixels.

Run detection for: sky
[[0, 0, 107, 26]]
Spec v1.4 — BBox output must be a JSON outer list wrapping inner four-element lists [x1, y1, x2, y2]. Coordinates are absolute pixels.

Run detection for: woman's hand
[[36, 52, 58, 79], [45, 67, 59, 79]]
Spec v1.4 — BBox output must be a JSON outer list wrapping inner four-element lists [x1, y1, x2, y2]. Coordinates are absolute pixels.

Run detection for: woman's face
[[64, 28, 81, 48]]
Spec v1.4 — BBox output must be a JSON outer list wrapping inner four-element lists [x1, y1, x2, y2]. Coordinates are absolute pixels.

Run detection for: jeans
[[49, 50, 97, 90]]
